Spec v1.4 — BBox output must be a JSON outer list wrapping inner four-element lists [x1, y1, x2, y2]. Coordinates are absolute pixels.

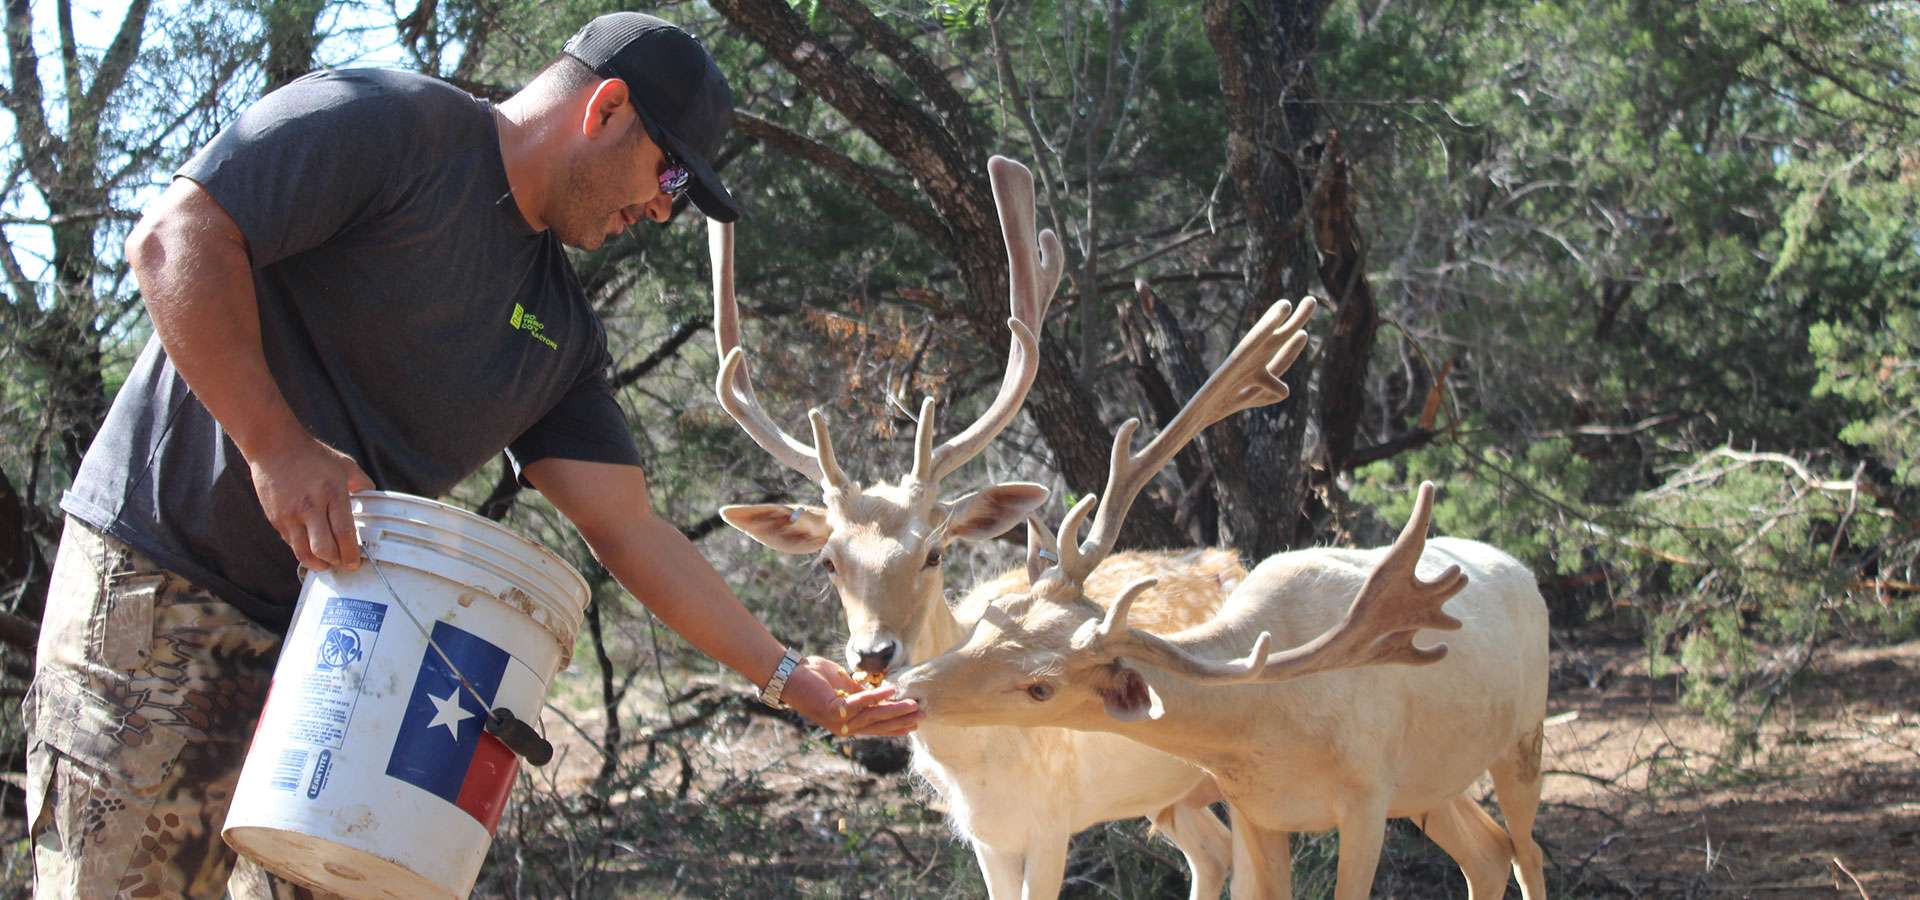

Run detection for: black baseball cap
[[563, 12, 741, 222]]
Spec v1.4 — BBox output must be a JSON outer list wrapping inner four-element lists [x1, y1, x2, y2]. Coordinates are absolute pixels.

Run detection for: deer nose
[[856, 641, 898, 676]]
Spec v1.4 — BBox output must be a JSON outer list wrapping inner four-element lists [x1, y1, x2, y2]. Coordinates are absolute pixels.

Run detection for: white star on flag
[[427, 688, 476, 740]]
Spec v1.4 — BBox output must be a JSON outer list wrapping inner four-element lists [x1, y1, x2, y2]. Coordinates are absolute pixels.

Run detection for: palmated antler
[[1051, 297, 1317, 585], [711, 156, 1061, 492], [1082, 577, 1275, 680], [1102, 481, 1466, 684]]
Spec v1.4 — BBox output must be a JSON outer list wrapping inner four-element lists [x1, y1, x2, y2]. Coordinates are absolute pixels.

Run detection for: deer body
[[1147, 539, 1546, 826], [1127, 539, 1548, 900], [710, 157, 1244, 899], [902, 534, 1549, 900], [907, 550, 1242, 899]]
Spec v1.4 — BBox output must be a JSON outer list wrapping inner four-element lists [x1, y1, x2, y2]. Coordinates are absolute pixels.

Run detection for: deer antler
[[711, 221, 847, 488], [910, 156, 1063, 485], [1053, 297, 1317, 585], [1103, 481, 1465, 685], [712, 157, 1061, 493]]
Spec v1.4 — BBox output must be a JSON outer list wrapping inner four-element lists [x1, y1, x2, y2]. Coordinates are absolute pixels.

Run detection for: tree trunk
[[1118, 283, 1220, 547], [1309, 134, 1379, 482], [1203, 0, 1329, 559], [0, 467, 50, 627], [262, 0, 327, 93]]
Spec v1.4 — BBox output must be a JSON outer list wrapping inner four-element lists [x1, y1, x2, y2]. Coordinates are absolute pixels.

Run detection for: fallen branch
[[1709, 448, 1874, 496], [1831, 856, 1871, 899]]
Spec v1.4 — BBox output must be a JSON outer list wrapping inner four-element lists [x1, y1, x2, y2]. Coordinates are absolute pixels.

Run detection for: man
[[25, 12, 919, 897]]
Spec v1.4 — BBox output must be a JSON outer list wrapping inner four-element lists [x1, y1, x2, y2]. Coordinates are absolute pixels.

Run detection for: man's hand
[[248, 435, 374, 572], [782, 656, 922, 737]]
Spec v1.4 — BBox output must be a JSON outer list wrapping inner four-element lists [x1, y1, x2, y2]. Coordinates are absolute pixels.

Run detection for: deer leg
[[1415, 793, 1516, 900], [1329, 800, 1389, 900], [1017, 838, 1069, 900], [1226, 806, 1293, 900], [972, 841, 1026, 900], [1491, 722, 1549, 900], [1154, 799, 1232, 900]]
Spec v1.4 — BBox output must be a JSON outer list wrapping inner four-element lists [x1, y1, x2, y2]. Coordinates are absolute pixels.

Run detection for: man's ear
[[580, 78, 631, 138], [720, 504, 831, 554], [1099, 662, 1165, 722], [946, 482, 1050, 542]]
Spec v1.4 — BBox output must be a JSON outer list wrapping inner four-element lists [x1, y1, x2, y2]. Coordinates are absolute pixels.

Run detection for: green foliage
[[928, 0, 989, 32], [1813, 310, 1920, 489], [1621, 451, 1891, 730]]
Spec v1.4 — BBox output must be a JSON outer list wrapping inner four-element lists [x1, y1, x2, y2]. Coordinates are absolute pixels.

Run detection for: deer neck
[[1099, 622, 1280, 763], [908, 572, 970, 668]]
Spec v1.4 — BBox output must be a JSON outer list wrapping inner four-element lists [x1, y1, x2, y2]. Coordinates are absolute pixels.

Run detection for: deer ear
[[720, 504, 832, 554], [1099, 663, 1165, 722], [946, 482, 1050, 541]]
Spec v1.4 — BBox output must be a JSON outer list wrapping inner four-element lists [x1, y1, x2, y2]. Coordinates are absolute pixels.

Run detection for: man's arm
[[125, 178, 372, 571], [523, 457, 921, 736]]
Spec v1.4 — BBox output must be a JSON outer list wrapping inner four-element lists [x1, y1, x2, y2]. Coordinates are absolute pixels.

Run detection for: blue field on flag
[[385, 621, 510, 805]]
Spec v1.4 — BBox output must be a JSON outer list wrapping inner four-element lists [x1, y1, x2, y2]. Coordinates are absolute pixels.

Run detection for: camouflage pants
[[25, 519, 335, 899]]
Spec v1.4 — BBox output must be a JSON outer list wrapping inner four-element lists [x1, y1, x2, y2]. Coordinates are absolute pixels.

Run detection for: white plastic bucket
[[224, 491, 588, 899]]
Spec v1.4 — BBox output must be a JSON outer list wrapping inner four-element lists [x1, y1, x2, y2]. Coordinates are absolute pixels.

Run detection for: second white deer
[[893, 297, 1550, 900]]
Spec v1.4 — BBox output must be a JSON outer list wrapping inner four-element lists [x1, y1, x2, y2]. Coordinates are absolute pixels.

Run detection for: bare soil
[[524, 637, 1920, 898], [1539, 639, 1920, 898]]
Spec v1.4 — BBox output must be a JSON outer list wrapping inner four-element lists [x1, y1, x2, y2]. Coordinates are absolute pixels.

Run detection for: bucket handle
[[484, 708, 554, 766], [361, 542, 556, 767]]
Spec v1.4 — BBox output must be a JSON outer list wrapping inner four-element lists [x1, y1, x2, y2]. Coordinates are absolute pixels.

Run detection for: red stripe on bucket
[[455, 732, 519, 833]]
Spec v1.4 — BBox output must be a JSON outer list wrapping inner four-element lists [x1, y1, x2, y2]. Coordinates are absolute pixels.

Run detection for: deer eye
[[924, 548, 943, 569], [820, 557, 837, 576], [1024, 682, 1054, 702]]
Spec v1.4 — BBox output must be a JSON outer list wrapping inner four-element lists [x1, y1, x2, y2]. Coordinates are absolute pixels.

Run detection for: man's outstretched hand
[[782, 656, 922, 737]]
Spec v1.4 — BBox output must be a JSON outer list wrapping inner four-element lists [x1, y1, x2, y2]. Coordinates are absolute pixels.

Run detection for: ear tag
[[789, 506, 805, 523], [1038, 549, 1059, 563]]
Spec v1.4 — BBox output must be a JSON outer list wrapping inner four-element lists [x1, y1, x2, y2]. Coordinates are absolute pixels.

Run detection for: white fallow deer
[[893, 297, 1551, 900], [709, 156, 1252, 900]]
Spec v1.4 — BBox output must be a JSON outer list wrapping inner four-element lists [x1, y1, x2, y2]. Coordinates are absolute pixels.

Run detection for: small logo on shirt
[[509, 303, 558, 349]]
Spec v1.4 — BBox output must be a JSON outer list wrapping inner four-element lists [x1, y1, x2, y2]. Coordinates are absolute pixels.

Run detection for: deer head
[[892, 302, 1465, 728], [713, 156, 1063, 680]]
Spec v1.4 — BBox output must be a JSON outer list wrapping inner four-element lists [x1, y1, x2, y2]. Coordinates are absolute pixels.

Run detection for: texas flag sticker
[[385, 621, 528, 832]]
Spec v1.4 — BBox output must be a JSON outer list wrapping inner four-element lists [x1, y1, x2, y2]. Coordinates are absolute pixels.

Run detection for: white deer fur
[[892, 297, 1547, 898], [725, 484, 1245, 900], [896, 523, 1551, 900], [712, 155, 1243, 899]]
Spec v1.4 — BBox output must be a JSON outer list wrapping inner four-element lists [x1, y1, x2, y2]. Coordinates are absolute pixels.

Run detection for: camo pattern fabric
[[25, 519, 336, 899]]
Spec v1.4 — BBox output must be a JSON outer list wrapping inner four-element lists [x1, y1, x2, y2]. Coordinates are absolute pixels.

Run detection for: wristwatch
[[758, 647, 804, 709]]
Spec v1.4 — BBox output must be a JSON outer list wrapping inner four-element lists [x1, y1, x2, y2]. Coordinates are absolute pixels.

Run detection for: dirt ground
[[9, 638, 1908, 897], [526, 636, 1920, 898], [1538, 638, 1919, 898]]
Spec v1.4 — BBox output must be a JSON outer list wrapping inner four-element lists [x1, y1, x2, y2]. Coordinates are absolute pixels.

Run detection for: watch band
[[758, 647, 803, 709]]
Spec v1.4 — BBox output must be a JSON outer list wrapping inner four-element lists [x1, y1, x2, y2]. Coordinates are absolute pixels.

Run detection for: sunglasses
[[659, 155, 693, 201]]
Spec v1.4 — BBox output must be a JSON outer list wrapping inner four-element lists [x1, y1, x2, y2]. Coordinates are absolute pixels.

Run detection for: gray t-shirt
[[63, 69, 642, 629]]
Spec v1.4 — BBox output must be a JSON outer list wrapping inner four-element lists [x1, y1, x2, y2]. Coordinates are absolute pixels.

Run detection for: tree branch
[[78, 0, 153, 149], [611, 317, 711, 391], [709, 0, 984, 234], [1344, 428, 1440, 470], [1310, 132, 1378, 477], [731, 110, 946, 244], [815, 0, 981, 153], [4, 0, 62, 189], [0, 218, 41, 308]]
